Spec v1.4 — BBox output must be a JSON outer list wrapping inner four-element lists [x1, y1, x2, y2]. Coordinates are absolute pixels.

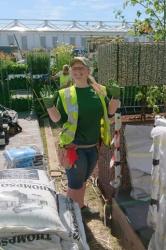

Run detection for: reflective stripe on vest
[[59, 86, 78, 147], [59, 85, 111, 147]]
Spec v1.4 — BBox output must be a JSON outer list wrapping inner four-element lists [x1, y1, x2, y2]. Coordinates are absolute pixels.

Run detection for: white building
[[0, 19, 147, 51]]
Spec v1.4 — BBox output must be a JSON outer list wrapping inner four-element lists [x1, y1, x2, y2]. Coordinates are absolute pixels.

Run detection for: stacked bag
[[3, 146, 44, 169], [148, 116, 166, 250], [0, 168, 89, 250]]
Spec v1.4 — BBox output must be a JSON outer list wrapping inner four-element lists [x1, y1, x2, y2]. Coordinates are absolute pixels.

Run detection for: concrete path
[[0, 113, 43, 170]]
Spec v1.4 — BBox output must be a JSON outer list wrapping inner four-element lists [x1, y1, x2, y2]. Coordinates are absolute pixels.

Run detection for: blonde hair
[[87, 75, 96, 85], [88, 75, 106, 96], [63, 64, 69, 71]]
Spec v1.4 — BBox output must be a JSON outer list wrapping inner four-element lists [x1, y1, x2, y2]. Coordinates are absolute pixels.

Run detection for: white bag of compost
[[57, 194, 89, 250], [0, 233, 62, 250], [0, 169, 68, 239]]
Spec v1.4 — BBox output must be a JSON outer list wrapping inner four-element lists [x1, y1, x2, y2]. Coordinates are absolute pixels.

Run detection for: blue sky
[[0, 0, 145, 22]]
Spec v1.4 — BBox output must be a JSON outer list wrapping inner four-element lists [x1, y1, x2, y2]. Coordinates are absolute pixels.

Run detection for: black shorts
[[66, 146, 98, 189]]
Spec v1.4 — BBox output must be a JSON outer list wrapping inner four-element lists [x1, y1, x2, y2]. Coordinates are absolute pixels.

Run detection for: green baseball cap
[[70, 57, 90, 69]]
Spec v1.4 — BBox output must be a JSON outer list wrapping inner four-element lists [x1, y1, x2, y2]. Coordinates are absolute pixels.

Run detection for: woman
[[41, 57, 120, 215], [53, 64, 72, 89]]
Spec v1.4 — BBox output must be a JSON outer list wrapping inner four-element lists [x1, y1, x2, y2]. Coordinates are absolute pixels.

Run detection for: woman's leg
[[66, 149, 87, 208], [66, 147, 98, 208], [85, 146, 98, 181], [67, 182, 86, 208]]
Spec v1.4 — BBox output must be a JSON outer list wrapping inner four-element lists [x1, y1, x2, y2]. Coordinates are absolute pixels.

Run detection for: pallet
[[44, 118, 61, 177], [111, 198, 146, 250]]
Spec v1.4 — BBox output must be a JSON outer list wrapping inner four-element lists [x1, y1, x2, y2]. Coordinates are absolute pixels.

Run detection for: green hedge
[[0, 61, 27, 80], [10, 98, 32, 112], [26, 52, 50, 74], [98, 42, 166, 86], [8, 78, 27, 90]]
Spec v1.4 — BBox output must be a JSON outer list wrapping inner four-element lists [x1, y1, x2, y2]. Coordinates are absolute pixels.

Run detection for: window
[[40, 36, 46, 48], [8, 35, 14, 46], [70, 37, 76, 46], [52, 37, 58, 47], [81, 37, 86, 48], [21, 36, 28, 50]]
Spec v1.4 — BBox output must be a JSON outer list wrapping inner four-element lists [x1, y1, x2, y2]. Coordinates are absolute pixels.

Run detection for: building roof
[[36, 20, 60, 31], [1, 19, 30, 31], [0, 19, 131, 33]]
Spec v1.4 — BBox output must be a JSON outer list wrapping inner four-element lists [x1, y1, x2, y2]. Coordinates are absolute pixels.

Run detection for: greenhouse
[[0, 19, 148, 50]]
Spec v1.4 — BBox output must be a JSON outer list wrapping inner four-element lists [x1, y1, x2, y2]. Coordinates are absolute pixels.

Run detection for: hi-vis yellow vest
[[58, 85, 111, 147], [60, 74, 71, 87]]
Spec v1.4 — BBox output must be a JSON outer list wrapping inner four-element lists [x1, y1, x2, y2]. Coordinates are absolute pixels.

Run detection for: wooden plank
[[44, 118, 61, 176], [111, 198, 146, 250]]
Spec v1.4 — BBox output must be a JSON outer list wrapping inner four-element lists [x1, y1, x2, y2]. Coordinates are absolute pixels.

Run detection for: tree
[[117, 0, 166, 41]]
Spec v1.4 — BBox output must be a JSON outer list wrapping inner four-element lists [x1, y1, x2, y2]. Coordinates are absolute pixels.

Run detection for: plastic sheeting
[[148, 118, 166, 249], [148, 195, 166, 250], [124, 125, 153, 200], [4, 146, 44, 169]]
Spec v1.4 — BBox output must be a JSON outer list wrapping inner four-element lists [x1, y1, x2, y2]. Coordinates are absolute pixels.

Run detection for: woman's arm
[[47, 106, 61, 123], [108, 99, 120, 116]]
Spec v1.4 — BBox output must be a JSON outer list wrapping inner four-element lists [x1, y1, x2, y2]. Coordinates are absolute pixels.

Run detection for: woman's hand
[[40, 86, 61, 122], [40, 85, 58, 109]]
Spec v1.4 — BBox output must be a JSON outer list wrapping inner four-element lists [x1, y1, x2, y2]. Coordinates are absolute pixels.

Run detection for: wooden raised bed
[[98, 114, 155, 250], [111, 198, 146, 250]]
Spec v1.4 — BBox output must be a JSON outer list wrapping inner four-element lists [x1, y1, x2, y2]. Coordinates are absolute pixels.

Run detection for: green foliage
[[146, 86, 162, 113], [0, 60, 14, 79], [52, 44, 74, 72], [7, 63, 27, 74], [8, 78, 27, 90], [116, 0, 166, 41], [106, 79, 121, 99], [10, 98, 32, 112], [0, 60, 28, 106], [135, 85, 164, 115], [1, 62, 27, 82], [135, 86, 147, 102], [40, 85, 58, 109], [26, 51, 50, 74], [133, 19, 153, 35]]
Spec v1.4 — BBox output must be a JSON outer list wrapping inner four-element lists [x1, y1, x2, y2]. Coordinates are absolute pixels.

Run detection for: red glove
[[66, 146, 78, 166]]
